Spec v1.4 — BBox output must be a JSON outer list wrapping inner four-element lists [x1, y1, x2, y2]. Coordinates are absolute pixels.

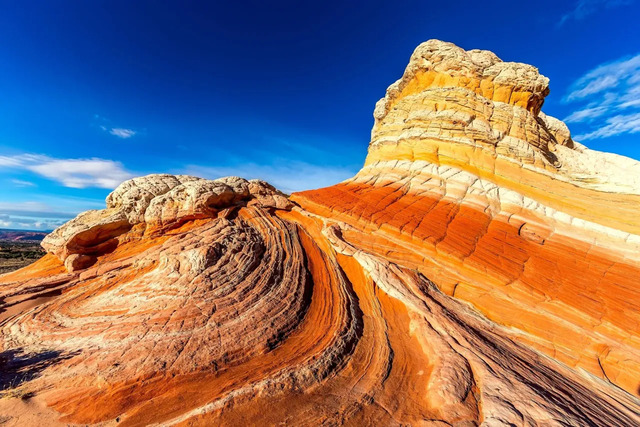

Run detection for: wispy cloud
[[0, 215, 11, 228], [184, 161, 357, 194], [0, 154, 135, 189], [11, 179, 36, 187], [563, 52, 640, 140], [574, 112, 640, 140], [0, 201, 85, 231], [558, 0, 633, 26], [564, 54, 640, 102], [0, 201, 77, 218], [94, 115, 138, 139], [563, 106, 608, 123], [0, 215, 66, 231], [109, 128, 136, 138]]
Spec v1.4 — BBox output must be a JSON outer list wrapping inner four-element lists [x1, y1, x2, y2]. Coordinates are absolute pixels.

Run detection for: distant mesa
[[1, 40, 639, 425], [0, 229, 48, 242]]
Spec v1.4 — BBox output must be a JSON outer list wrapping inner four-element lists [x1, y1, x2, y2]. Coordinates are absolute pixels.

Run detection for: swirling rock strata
[[1, 40, 639, 426]]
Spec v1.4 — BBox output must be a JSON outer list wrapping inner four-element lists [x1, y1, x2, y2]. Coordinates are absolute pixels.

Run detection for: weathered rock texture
[[1, 40, 639, 426]]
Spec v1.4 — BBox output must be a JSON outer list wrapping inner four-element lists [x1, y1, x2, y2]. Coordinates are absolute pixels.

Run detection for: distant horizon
[[1, 0, 639, 230]]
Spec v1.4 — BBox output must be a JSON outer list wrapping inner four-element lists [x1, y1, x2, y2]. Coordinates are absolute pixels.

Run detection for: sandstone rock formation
[[1, 40, 639, 426]]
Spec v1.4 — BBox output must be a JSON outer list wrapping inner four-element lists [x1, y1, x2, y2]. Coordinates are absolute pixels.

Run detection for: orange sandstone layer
[[293, 178, 640, 396]]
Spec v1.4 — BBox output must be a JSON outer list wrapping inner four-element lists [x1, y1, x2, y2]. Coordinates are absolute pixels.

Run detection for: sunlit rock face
[[1, 40, 639, 426], [295, 39, 640, 400]]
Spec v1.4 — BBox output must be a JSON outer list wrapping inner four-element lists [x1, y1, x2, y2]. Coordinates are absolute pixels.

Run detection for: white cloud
[[0, 201, 53, 213], [0, 215, 66, 231], [563, 106, 608, 123], [563, 52, 640, 140], [0, 209, 66, 231], [184, 161, 357, 194], [11, 179, 36, 187], [565, 75, 619, 101], [0, 200, 96, 218], [0, 199, 104, 231], [109, 128, 136, 139], [0, 155, 32, 167], [29, 158, 133, 188], [574, 112, 640, 140], [0, 154, 135, 189], [93, 114, 137, 139], [565, 53, 640, 102], [558, 0, 633, 26]]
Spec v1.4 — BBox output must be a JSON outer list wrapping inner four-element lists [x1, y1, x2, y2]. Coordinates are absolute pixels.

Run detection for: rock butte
[[1, 40, 639, 426]]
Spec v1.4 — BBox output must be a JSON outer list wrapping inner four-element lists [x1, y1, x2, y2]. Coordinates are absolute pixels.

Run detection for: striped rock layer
[[1, 40, 639, 426]]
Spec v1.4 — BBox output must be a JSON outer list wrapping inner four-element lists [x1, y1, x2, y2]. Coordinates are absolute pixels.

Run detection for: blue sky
[[1, 0, 639, 230]]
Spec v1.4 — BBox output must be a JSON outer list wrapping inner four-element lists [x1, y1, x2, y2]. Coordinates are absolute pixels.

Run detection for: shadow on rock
[[0, 348, 80, 392]]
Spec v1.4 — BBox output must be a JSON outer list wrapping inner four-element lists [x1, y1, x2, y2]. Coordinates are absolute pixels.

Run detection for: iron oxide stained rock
[[1, 40, 640, 426]]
